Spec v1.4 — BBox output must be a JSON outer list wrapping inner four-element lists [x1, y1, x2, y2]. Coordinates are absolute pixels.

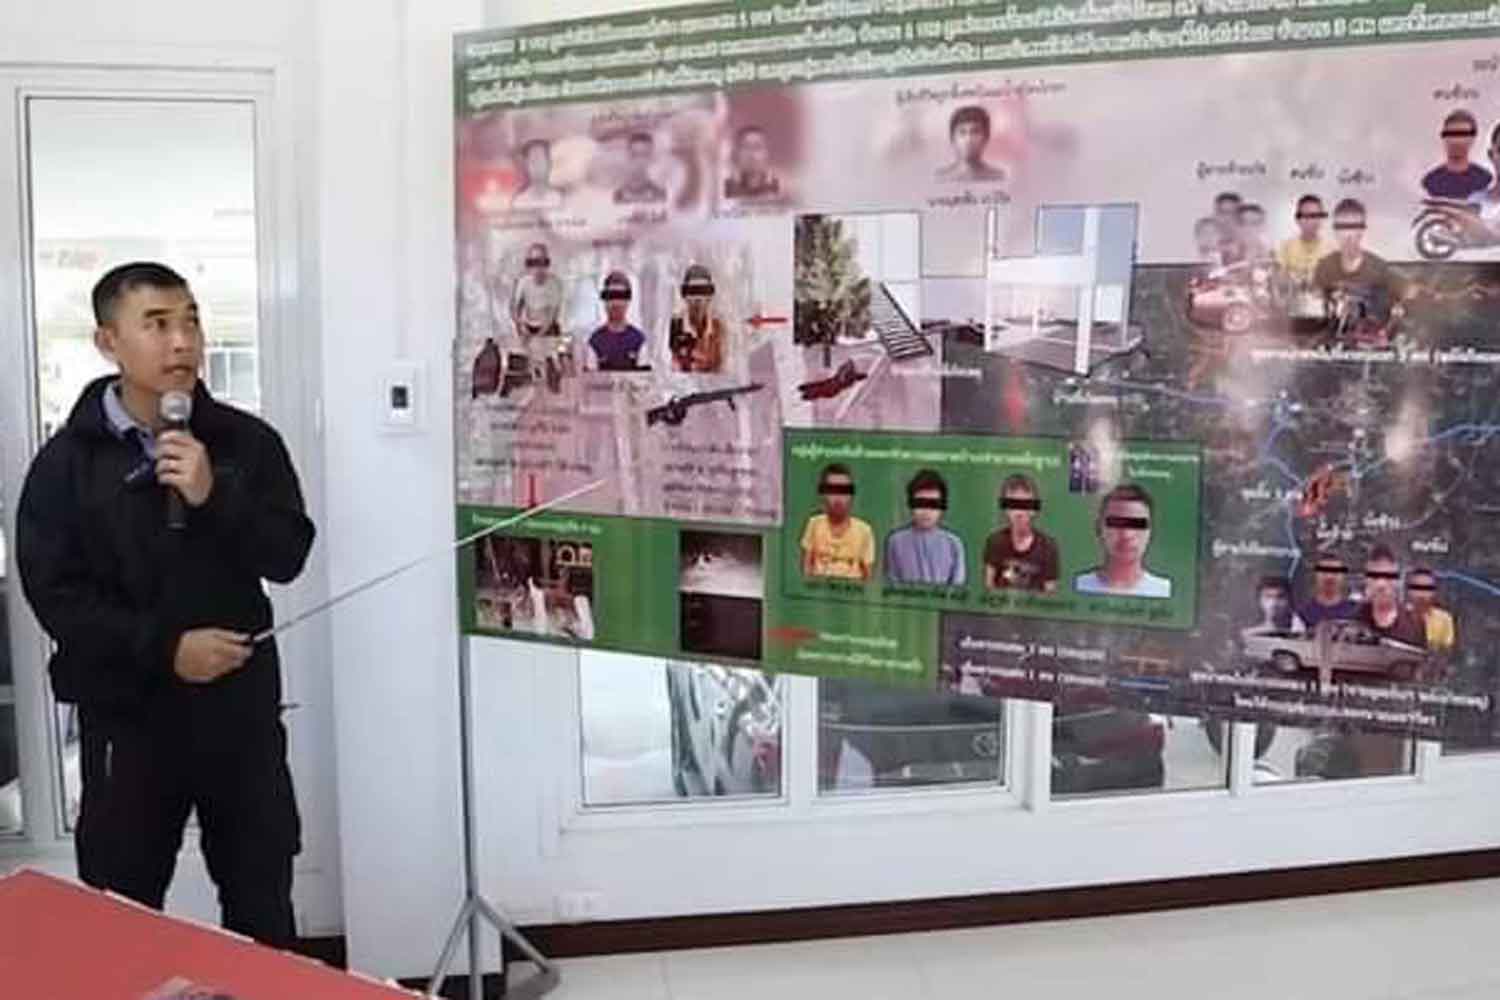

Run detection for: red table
[[0, 869, 418, 999]]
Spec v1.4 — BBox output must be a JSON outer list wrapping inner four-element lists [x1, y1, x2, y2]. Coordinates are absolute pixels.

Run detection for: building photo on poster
[[453, 0, 1500, 744]]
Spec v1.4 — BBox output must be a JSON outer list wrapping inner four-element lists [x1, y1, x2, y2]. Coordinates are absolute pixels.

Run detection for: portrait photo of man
[[1422, 109, 1493, 200], [669, 263, 726, 373], [510, 138, 564, 211], [1405, 565, 1455, 653], [883, 469, 967, 586], [588, 270, 647, 372], [1313, 198, 1410, 329], [983, 474, 1059, 593], [1074, 483, 1172, 598], [1276, 195, 1334, 287], [801, 463, 875, 581], [724, 125, 781, 200], [1242, 575, 1306, 638], [510, 243, 566, 388], [935, 105, 1006, 183], [614, 131, 667, 205]]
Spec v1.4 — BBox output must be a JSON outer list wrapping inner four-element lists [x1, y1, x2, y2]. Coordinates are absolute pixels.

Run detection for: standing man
[[1314, 198, 1409, 333], [1275, 195, 1334, 287], [511, 243, 566, 390], [588, 271, 647, 371], [1357, 545, 1428, 647], [1405, 566, 1455, 653], [669, 264, 726, 373], [614, 132, 667, 205], [883, 469, 967, 586], [16, 262, 314, 948], [1074, 483, 1172, 598], [983, 474, 1060, 592], [724, 125, 781, 200], [1297, 555, 1359, 628], [800, 463, 875, 581], [936, 106, 1006, 182], [1421, 110, 1493, 200]]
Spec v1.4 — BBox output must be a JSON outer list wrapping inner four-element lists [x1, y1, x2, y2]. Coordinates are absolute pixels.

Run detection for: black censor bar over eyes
[[601, 290, 631, 301], [1103, 516, 1150, 530], [1364, 570, 1401, 580], [1407, 583, 1437, 592], [909, 498, 947, 510], [525, 256, 550, 267], [1296, 211, 1329, 220], [1441, 128, 1478, 138], [820, 484, 855, 496], [1315, 563, 1349, 575], [1333, 223, 1366, 231], [1000, 498, 1042, 511]]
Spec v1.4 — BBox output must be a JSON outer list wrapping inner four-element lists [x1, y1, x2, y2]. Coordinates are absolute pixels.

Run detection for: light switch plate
[[381, 361, 424, 433]]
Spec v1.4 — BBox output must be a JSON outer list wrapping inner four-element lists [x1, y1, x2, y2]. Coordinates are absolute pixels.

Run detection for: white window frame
[[0, 61, 321, 871]]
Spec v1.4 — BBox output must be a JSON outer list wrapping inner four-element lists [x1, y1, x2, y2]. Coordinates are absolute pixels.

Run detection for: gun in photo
[[646, 383, 765, 427]]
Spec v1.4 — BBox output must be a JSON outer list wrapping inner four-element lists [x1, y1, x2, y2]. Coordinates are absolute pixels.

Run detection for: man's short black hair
[[1367, 542, 1399, 566], [1214, 191, 1242, 209], [1000, 473, 1038, 497], [1237, 202, 1266, 221], [949, 105, 991, 140], [819, 463, 854, 490], [1333, 197, 1366, 220], [1408, 565, 1436, 581], [1295, 194, 1324, 215], [1097, 482, 1154, 524], [520, 138, 551, 158], [1257, 575, 1291, 596], [92, 261, 190, 326], [906, 468, 948, 505], [1442, 109, 1479, 133]]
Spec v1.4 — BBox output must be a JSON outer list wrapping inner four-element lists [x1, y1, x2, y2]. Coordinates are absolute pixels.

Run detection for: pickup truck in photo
[[1240, 618, 1427, 689]]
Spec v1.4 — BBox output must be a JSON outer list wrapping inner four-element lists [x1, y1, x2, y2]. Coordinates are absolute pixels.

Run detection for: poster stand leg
[[427, 634, 560, 999]]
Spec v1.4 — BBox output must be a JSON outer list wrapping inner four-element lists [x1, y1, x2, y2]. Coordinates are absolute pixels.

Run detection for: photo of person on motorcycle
[[1421, 109, 1492, 200], [1315, 198, 1411, 346], [1414, 122, 1500, 260]]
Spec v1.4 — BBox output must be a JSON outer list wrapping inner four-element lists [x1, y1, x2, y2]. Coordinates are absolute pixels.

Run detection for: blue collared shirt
[[101, 380, 158, 460]]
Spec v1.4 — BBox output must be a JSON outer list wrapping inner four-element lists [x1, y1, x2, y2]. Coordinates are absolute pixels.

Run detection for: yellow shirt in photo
[[1425, 607, 1455, 652], [1276, 236, 1334, 286], [801, 514, 875, 580]]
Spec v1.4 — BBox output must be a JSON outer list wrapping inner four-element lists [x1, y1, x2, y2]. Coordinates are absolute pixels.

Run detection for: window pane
[[579, 652, 783, 806], [819, 678, 1004, 794], [0, 513, 21, 835], [27, 97, 260, 831], [1053, 709, 1225, 798], [1254, 725, 1415, 783]]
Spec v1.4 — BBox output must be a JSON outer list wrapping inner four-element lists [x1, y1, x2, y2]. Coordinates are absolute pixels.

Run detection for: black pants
[[76, 706, 301, 949]]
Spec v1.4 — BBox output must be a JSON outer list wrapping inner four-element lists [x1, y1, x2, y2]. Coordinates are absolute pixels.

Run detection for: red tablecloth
[[0, 868, 417, 999]]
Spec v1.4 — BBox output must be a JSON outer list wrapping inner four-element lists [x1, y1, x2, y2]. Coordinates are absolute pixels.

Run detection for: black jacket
[[16, 377, 315, 722]]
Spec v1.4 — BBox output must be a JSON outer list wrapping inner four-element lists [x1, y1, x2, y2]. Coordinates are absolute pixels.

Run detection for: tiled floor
[[514, 878, 1500, 1000]]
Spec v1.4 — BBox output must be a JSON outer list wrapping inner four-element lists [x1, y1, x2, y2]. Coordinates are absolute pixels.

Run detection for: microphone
[[160, 390, 193, 531]]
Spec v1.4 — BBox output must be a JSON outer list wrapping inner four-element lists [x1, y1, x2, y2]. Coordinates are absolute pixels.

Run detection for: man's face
[[1215, 199, 1240, 226], [1239, 210, 1266, 244], [735, 130, 769, 176], [95, 284, 203, 398], [952, 121, 988, 164], [526, 251, 550, 281], [1443, 121, 1476, 162], [627, 139, 653, 182], [604, 298, 629, 324], [524, 144, 551, 183], [1100, 498, 1151, 569], [1334, 211, 1365, 254], [1259, 587, 1290, 623], [1296, 203, 1326, 240], [1365, 557, 1400, 606], [1408, 573, 1437, 613], [685, 291, 711, 316], [1314, 563, 1348, 602], [1002, 488, 1037, 533], [821, 473, 854, 519], [910, 487, 944, 530]]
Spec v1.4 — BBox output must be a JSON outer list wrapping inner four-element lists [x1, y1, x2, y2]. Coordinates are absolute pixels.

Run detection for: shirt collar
[[101, 380, 154, 442]]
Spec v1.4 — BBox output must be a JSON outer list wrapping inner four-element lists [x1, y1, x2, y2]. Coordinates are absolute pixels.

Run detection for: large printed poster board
[[454, 1, 1500, 741]]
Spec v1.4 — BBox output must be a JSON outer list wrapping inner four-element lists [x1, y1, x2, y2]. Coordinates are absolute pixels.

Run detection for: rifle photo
[[646, 383, 766, 426]]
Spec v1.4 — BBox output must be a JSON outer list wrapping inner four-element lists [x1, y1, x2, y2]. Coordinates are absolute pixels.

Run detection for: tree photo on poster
[[452, 0, 1500, 745]]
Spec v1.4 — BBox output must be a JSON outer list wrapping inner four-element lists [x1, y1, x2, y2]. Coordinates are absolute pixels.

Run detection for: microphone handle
[[163, 417, 189, 531]]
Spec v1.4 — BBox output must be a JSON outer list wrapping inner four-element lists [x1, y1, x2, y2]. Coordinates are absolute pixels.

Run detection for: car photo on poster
[[1241, 618, 1427, 688]]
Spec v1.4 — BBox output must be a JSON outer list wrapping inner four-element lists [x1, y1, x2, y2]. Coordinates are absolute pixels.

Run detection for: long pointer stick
[[251, 478, 608, 644]]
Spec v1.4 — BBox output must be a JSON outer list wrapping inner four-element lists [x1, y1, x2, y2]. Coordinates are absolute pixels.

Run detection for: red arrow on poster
[[746, 312, 789, 328], [767, 625, 818, 647]]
